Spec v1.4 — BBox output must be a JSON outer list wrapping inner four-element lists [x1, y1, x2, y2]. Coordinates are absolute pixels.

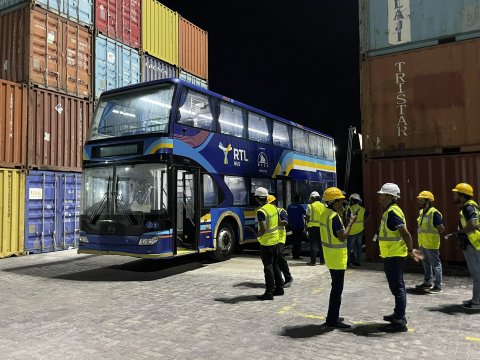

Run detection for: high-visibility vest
[[307, 201, 325, 228], [277, 207, 287, 244], [257, 203, 280, 246], [417, 206, 442, 250], [319, 208, 347, 270], [460, 200, 480, 250], [348, 204, 365, 235], [378, 204, 408, 258]]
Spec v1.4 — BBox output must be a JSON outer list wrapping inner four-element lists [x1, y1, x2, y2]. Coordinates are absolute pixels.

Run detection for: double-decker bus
[[79, 78, 336, 261]]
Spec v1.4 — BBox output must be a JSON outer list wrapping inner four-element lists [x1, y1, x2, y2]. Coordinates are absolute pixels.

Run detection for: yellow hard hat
[[267, 194, 276, 204], [452, 183, 474, 196], [323, 187, 345, 202], [417, 191, 434, 201]]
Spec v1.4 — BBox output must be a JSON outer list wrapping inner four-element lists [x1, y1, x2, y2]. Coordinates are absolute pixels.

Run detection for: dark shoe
[[257, 293, 274, 300], [326, 321, 352, 329], [292, 256, 302, 260], [383, 314, 394, 322], [428, 286, 442, 293], [383, 322, 408, 333], [415, 282, 432, 289], [273, 288, 284, 296], [319, 260, 325, 265], [283, 277, 294, 288], [306, 262, 316, 266], [460, 301, 480, 309]]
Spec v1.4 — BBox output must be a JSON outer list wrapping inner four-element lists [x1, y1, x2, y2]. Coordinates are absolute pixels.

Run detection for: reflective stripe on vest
[[417, 206, 442, 250], [378, 204, 408, 258], [257, 203, 280, 246], [278, 207, 287, 244], [349, 204, 365, 235], [307, 201, 325, 227], [460, 200, 480, 250], [319, 208, 347, 270]]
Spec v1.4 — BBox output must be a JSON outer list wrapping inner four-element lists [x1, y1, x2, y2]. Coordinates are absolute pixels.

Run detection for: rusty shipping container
[[361, 38, 480, 158], [0, 79, 27, 168], [27, 88, 92, 172], [96, 0, 141, 49], [0, 5, 92, 98], [363, 153, 480, 263], [179, 16, 208, 80]]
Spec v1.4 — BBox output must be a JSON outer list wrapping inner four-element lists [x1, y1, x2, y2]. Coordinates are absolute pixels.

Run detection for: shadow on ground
[[350, 323, 390, 337], [279, 324, 334, 338], [214, 295, 259, 304], [233, 281, 264, 288], [406, 287, 431, 296], [426, 304, 480, 315]]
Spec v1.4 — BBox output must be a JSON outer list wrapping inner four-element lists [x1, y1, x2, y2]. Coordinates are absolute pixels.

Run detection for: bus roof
[[99, 78, 333, 140]]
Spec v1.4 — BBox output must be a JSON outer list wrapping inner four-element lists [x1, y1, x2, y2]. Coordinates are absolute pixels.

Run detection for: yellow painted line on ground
[[466, 337, 480, 342], [278, 305, 295, 314], [277, 304, 325, 320], [408, 328, 415, 332]]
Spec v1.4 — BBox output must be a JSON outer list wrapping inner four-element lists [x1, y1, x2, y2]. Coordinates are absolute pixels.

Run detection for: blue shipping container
[[360, 0, 480, 56], [25, 171, 81, 253], [142, 54, 178, 82], [0, 0, 93, 26], [95, 34, 141, 99]]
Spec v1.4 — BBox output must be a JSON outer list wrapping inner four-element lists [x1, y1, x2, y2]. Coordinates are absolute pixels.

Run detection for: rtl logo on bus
[[218, 142, 249, 167]]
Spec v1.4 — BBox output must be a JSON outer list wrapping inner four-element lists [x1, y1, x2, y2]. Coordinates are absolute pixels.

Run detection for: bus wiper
[[114, 191, 137, 225], [89, 175, 112, 224]]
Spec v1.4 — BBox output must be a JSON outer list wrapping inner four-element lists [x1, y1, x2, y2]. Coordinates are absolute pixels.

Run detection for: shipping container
[[142, 0, 178, 66], [0, 5, 92, 98], [360, 0, 480, 57], [363, 152, 480, 263], [0, 80, 27, 168], [27, 88, 91, 172], [179, 15, 208, 80], [24, 171, 81, 253], [360, 38, 480, 158], [95, 34, 141, 98], [142, 54, 177, 82], [0, 168, 25, 258], [179, 69, 208, 89], [96, 0, 141, 49]]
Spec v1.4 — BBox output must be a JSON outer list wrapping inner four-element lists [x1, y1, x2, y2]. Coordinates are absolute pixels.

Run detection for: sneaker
[[462, 299, 473, 305], [325, 321, 352, 329], [383, 322, 408, 333], [283, 277, 294, 288], [428, 286, 442, 293], [257, 293, 274, 301], [415, 282, 432, 289], [306, 262, 316, 266], [273, 288, 284, 296], [383, 314, 394, 322], [460, 301, 480, 309]]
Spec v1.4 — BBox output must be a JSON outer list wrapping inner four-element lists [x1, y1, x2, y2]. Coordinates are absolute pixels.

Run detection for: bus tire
[[210, 221, 236, 261]]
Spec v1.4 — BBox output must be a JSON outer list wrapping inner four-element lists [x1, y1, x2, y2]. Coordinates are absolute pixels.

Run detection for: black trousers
[[326, 269, 345, 325], [277, 242, 292, 279], [384, 256, 407, 320], [291, 228, 305, 258], [308, 227, 324, 264], [260, 244, 284, 294]]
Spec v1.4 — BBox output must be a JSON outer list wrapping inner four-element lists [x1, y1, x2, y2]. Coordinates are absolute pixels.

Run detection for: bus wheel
[[210, 222, 236, 261]]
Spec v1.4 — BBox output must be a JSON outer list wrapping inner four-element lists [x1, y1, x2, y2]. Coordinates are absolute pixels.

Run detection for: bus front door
[[175, 169, 199, 254]]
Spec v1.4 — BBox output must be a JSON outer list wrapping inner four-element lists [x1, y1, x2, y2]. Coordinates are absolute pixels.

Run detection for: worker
[[346, 193, 370, 266], [306, 191, 325, 265]]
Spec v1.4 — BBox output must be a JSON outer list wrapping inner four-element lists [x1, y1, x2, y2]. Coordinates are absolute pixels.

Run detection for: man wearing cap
[[415, 191, 445, 293], [346, 193, 370, 266], [451, 183, 480, 309], [306, 191, 326, 266], [254, 187, 284, 300], [377, 182, 417, 332]]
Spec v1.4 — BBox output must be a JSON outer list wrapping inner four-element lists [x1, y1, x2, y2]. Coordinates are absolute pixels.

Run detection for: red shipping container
[[96, 0, 141, 49], [363, 153, 480, 263], [27, 88, 92, 172]]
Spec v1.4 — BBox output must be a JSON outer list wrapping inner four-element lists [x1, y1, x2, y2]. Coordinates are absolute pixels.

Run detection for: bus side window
[[178, 90, 214, 130]]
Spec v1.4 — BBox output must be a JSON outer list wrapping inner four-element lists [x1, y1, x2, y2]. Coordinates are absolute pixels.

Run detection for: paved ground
[[0, 250, 479, 360]]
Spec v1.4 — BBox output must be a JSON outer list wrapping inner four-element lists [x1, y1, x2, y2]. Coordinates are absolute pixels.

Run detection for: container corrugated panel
[[96, 0, 141, 49], [179, 15, 208, 80], [0, 168, 25, 258], [27, 88, 91, 172], [0, 6, 92, 98], [0, 80, 27, 168], [142, 54, 177, 82], [142, 0, 178, 66], [179, 70, 208, 89], [36, 0, 93, 27], [361, 38, 480, 157], [360, 0, 480, 57], [363, 153, 480, 263], [95, 34, 141, 98], [25, 171, 81, 253]]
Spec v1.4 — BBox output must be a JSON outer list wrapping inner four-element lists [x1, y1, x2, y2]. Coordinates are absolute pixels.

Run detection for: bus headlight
[[138, 236, 159, 246], [79, 236, 89, 243]]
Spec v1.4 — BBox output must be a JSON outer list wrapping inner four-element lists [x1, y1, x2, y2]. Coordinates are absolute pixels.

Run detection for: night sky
[[160, 0, 362, 193]]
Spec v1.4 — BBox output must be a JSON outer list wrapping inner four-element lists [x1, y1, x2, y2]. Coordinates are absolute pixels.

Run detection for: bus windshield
[[89, 84, 175, 140]]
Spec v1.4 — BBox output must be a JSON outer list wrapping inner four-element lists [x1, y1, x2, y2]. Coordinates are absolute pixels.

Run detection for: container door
[[55, 173, 81, 250], [175, 168, 199, 253]]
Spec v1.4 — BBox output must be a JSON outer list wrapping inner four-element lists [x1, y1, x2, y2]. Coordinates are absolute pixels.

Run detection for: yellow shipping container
[[0, 169, 25, 258], [142, 0, 179, 66]]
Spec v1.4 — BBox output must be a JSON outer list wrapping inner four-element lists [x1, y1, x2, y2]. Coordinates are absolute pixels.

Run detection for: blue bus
[[79, 78, 336, 261]]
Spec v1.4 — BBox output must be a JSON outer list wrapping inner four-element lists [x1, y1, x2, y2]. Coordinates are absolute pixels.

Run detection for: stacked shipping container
[[360, 0, 480, 262]]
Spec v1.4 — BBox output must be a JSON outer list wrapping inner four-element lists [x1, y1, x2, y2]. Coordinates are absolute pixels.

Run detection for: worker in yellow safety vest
[[415, 191, 445, 293], [319, 187, 356, 329], [306, 191, 326, 266], [346, 193, 370, 266]]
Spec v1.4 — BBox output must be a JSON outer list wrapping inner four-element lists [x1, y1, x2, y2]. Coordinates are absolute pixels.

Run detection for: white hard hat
[[349, 193, 362, 202], [377, 183, 401, 198], [254, 187, 268, 197], [310, 191, 320, 198]]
